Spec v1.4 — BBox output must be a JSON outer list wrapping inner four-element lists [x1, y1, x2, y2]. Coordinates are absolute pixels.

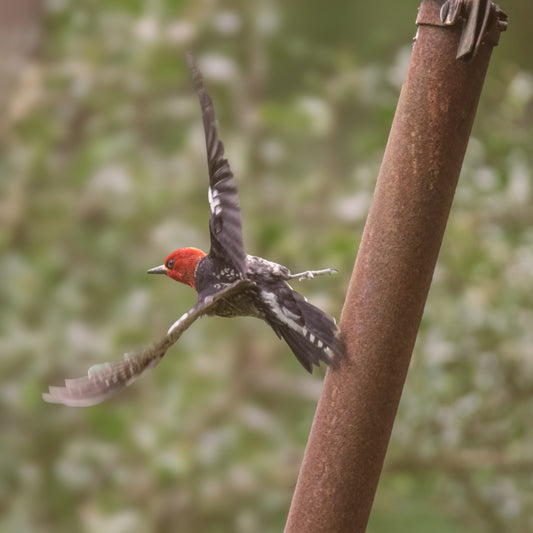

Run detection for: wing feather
[[43, 280, 252, 406], [187, 54, 246, 274]]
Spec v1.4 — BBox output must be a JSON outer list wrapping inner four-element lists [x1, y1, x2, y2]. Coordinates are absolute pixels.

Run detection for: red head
[[147, 247, 207, 288]]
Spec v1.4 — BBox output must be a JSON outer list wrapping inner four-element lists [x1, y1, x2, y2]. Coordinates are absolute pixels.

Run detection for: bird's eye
[[166, 259, 175, 269]]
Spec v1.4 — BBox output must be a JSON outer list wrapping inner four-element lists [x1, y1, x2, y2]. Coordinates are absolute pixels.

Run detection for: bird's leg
[[288, 268, 338, 282]]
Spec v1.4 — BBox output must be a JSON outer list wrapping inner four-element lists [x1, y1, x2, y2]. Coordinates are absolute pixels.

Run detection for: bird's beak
[[147, 265, 167, 275]]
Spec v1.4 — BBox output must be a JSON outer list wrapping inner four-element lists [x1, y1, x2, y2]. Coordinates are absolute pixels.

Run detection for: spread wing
[[43, 280, 252, 406], [187, 54, 246, 274]]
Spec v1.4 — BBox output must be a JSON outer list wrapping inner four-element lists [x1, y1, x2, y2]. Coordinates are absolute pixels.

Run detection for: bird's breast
[[209, 287, 265, 319]]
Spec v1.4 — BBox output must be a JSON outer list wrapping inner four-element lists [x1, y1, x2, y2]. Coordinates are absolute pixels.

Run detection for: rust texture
[[285, 1, 507, 532]]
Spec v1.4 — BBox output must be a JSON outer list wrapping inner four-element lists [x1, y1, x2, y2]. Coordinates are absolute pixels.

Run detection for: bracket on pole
[[417, 0, 508, 60]]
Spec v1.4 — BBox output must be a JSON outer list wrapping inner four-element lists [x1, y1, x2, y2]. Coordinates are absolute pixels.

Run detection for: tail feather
[[267, 290, 341, 373], [275, 325, 315, 373]]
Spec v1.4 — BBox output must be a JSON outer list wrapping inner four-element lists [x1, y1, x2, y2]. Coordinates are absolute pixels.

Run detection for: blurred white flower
[[387, 45, 411, 89], [199, 54, 238, 83], [484, 479, 522, 519], [296, 96, 333, 136], [88, 164, 132, 197], [334, 191, 372, 223], [82, 507, 140, 533], [165, 19, 196, 45], [255, 4, 280, 35], [472, 166, 498, 192], [507, 71, 533, 107], [213, 10, 242, 35], [258, 138, 285, 166], [134, 17, 159, 44], [506, 150, 531, 204]]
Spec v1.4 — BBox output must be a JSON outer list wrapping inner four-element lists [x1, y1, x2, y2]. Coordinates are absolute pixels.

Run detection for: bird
[[43, 55, 341, 407]]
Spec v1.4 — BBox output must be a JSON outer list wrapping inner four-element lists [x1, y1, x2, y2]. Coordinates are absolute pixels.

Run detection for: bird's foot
[[289, 268, 338, 282]]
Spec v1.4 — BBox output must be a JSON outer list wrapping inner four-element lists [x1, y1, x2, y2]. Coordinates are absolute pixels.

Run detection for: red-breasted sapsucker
[[44, 55, 341, 407]]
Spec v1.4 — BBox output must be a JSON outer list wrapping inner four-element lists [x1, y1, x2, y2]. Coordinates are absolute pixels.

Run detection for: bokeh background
[[1, 1, 532, 532]]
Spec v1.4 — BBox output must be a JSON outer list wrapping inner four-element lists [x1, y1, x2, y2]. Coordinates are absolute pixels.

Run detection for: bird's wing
[[43, 279, 252, 407], [187, 54, 246, 275]]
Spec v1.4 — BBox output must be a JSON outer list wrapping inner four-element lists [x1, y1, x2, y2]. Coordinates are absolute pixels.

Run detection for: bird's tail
[[270, 293, 342, 373]]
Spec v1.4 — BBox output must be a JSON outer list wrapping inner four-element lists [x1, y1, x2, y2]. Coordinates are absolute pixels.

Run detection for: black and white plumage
[[192, 253, 341, 373], [43, 55, 341, 407]]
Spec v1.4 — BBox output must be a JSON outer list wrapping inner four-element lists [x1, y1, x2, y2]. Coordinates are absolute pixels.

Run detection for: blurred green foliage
[[1, 1, 532, 532]]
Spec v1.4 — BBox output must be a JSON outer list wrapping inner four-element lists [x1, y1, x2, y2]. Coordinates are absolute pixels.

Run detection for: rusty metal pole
[[285, 2, 507, 532]]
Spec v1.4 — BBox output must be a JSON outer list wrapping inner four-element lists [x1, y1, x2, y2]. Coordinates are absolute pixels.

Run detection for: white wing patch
[[261, 287, 334, 360], [208, 185, 223, 216], [88, 362, 112, 379], [245, 255, 291, 279], [168, 310, 190, 335], [261, 289, 308, 338]]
